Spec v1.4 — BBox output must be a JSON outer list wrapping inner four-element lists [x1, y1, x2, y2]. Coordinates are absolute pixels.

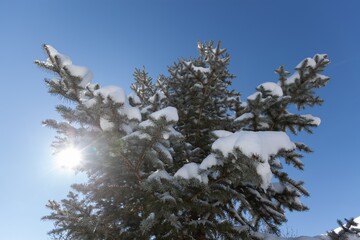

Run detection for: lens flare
[[55, 147, 82, 169]]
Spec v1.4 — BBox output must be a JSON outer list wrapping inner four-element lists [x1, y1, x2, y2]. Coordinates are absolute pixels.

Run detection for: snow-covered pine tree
[[36, 41, 330, 239], [328, 218, 360, 240]]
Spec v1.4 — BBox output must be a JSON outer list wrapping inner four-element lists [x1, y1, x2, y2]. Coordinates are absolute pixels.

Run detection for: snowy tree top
[[150, 106, 179, 122]]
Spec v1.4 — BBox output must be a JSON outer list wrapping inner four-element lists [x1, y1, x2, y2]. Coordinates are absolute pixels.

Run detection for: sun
[[55, 147, 82, 169]]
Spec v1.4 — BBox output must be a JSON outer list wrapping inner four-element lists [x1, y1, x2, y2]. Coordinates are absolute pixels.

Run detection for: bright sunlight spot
[[55, 147, 82, 169]]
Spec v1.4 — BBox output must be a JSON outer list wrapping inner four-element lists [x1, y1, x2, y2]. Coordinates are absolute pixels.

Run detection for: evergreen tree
[[36, 41, 330, 239], [328, 218, 360, 240]]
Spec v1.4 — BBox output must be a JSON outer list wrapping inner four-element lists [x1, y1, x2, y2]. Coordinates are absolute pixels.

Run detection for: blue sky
[[1, 0, 359, 239]]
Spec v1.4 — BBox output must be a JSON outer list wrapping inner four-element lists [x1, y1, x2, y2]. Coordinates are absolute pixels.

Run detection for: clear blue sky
[[1, 0, 359, 239]]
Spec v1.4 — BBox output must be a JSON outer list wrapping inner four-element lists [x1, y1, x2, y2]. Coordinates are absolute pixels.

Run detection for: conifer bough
[[36, 41, 333, 239]]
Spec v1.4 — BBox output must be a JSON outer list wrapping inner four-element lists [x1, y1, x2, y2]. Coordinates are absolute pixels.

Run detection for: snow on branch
[[211, 131, 296, 190]]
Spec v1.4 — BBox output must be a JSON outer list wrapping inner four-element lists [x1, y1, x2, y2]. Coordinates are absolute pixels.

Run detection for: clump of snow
[[315, 74, 330, 81], [148, 170, 173, 181], [333, 216, 360, 234], [55, 53, 73, 68], [175, 163, 199, 180], [158, 192, 176, 203], [315, 53, 330, 64], [212, 131, 296, 190], [64, 65, 93, 88], [128, 93, 142, 104], [257, 82, 283, 97], [182, 61, 210, 73], [82, 85, 141, 122], [138, 119, 155, 128], [302, 114, 321, 126], [240, 102, 248, 108], [235, 112, 254, 122], [82, 98, 96, 108], [254, 215, 360, 240], [155, 143, 173, 163], [174, 162, 208, 184], [192, 66, 210, 73], [285, 72, 300, 85], [315, 53, 327, 59], [247, 92, 262, 101], [212, 130, 233, 138], [81, 86, 141, 121], [123, 131, 151, 141], [45, 44, 60, 61], [296, 57, 317, 69], [212, 131, 295, 159], [150, 107, 179, 122], [258, 233, 327, 240], [100, 118, 114, 131], [122, 103, 141, 121], [45, 45, 93, 88], [149, 90, 166, 103], [162, 126, 182, 140], [257, 161, 272, 190], [199, 154, 223, 170], [94, 85, 126, 104]]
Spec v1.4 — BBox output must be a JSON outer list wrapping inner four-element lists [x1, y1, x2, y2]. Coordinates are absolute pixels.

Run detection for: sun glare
[[55, 147, 82, 169]]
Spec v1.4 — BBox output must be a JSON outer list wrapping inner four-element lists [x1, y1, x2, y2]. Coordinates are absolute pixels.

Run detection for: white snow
[[285, 72, 300, 85], [159, 192, 176, 203], [316, 74, 330, 81], [240, 102, 248, 108], [260, 235, 328, 240], [122, 103, 141, 121], [44, 45, 93, 88], [192, 66, 210, 73], [55, 53, 73, 68], [64, 64, 93, 87], [199, 154, 223, 170], [211, 131, 296, 190], [50, 78, 60, 84], [302, 114, 321, 126], [175, 162, 199, 180], [183, 60, 210, 73], [128, 93, 141, 104], [296, 57, 317, 69], [212, 130, 233, 138], [178, 130, 297, 189], [247, 92, 262, 101], [100, 118, 114, 130], [139, 119, 155, 128], [120, 124, 133, 134], [333, 216, 360, 234], [212, 131, 295, 159], [155, 143, 173, 163], [259, 220, 360, 240], [162, 126, 182, 140], [314, 54, 330, 64], [45, 45, 59, 60], [94, 85, 126, 104], [174, 162, 208, 184], [257, 161, 272, 190], [149, 90, 166, 103], [83, 86, 141, 121], [257, 82, 283, 97], [148, 170, 173, 181], [82, 98, 97, 108], [235, 112, 254, 122], [123, 131, 151, 140], [150, 107, 179, 122]]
